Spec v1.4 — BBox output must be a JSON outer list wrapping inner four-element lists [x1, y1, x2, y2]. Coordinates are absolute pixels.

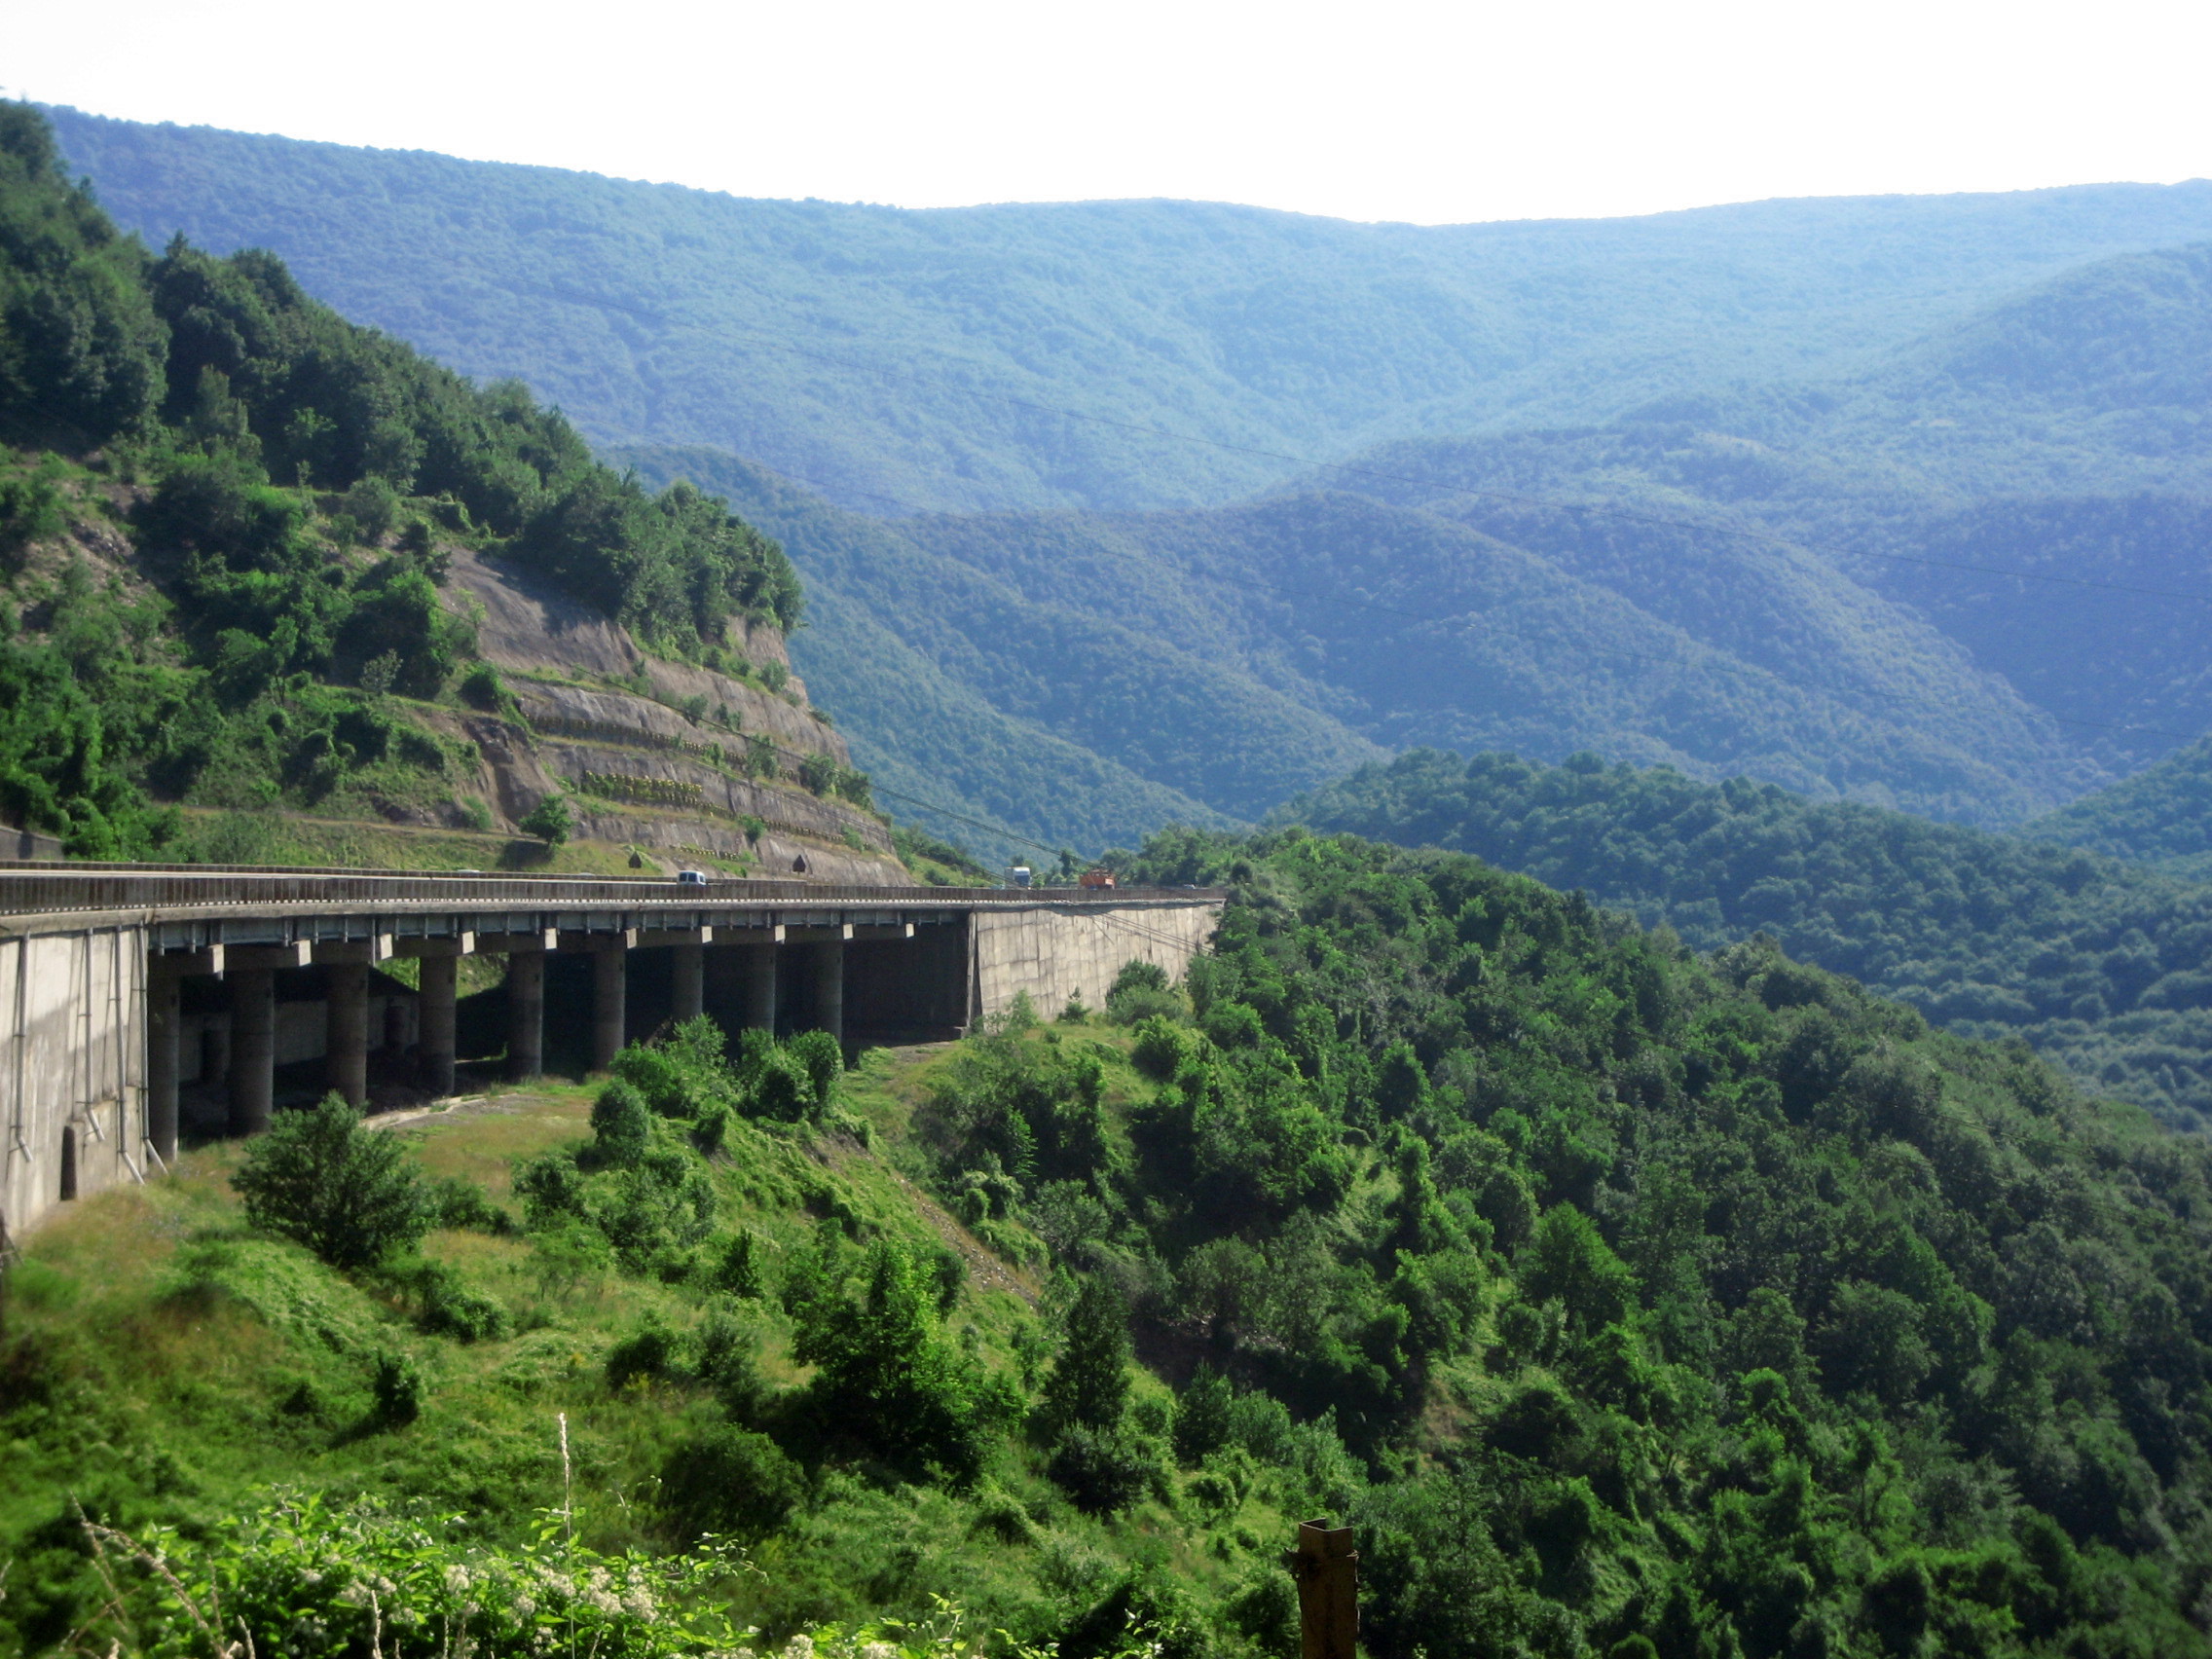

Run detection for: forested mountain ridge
[[48, 102, 2212, 515], [9, 823, 2212, 1659], [622, 439, 2097, 845], [0, 102, 893, 876], [1315, 240, 2212, 777], [2022, 737, 2212, 878], [629, 236, 2212, 844], [1279, 748, 2212, 1132]]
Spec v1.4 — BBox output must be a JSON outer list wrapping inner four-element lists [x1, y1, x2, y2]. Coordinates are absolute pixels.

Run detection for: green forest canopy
[[0, 100, 800, 855], [1282, 747, 2212, 1134]]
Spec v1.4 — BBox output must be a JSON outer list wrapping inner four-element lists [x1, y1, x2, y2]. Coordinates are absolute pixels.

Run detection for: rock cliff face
[[440, 548, 907, 884]]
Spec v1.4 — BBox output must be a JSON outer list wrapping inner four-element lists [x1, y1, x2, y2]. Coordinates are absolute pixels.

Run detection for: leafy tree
[[519, 793, 571, 846], [1041, 1278, 1131, 1435], [784, 1236, 1008, 1485], [231, 1092, 430, 1270]]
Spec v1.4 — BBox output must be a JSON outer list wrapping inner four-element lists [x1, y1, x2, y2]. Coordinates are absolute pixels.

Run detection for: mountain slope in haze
[[622, 444, 2092, 849], [1315, 243, 2212, 775], [1281, 748, 2212, 1131], [2022, 735, 2212, 879], [48, 103, 2212, 515]]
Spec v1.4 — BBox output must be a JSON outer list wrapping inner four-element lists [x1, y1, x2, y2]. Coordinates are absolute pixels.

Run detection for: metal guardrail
[[0, 866, 1226, 919]]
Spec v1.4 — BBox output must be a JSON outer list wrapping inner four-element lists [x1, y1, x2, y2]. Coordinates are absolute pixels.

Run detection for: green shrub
[[340, 474, 400, 541], [231, 1092, 431, 1271], [0, 461, 66, 566], [715, 1228, 765, 1298], [370, 1347, 424, 1426], [660, 1424, 804, 1541], [1129, 1015, 1192, 1080], [590, 1080, 652, 1165], [606, 1318, 682, 1387], [429, 1174, 511, 1234], [1174, 1364, 1235, 1464], [518, 793, 571, 845], [747, 1048, 814, 1122], [514, 1149, 586, 1225], [1047, 1424, 1158, 1514], [413, 1259, 511, 1343], [785, 1236, 1012, 1486], [786, 1028, 843, 1112], [1111, 960, 1169, 997], [458, 795, 495, 831], [459, 663, 507, 711]]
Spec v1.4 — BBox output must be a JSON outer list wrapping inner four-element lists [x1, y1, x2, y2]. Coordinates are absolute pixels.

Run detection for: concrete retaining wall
[[1, 923, 149, 1246], [971, 901, 1220, 1023]]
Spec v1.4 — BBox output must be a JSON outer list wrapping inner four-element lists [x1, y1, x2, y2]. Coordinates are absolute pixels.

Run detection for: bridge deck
[[0, 866, 1224, 935]]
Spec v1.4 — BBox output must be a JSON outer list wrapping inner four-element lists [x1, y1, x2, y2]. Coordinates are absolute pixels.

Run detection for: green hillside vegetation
[[1283, 748, 2212, 1132], [10, 827, 2212, 1658], [0, 102, 801, 856], [49, 103, 2212, 515], [2021, 736, 2212, 879]]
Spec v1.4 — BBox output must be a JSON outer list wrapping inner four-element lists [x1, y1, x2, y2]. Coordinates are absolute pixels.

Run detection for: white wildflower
[[783, 1636, 816, 1659]]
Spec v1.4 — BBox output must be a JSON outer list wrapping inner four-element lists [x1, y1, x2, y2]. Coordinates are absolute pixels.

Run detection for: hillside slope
[[0, 102, 898, 878], [1282, 748, 2212, 1131], [633, 239, 2212, 835], [47, 103, 2212, 514], [10, 825, 2212, 1659]]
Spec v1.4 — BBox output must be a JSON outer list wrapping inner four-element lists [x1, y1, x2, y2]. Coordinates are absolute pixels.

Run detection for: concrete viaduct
[[0, 866, 1225, 1242]]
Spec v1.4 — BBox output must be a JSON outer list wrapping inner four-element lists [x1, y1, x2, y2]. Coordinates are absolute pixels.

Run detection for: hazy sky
[[10, 0, 2210, 225]]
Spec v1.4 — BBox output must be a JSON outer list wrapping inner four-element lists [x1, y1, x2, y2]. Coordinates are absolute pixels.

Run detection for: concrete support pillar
[[147, 966, 180, 1163], [228, 970, 275, 1136], [418, 954, 458, 1098], [743, 940, 777, 1032], [814, 939, 844, 1044], [326, 961, 369, 1106], [593, 940, 628, 1070], [705, 945, 744, 1038], [672, 940, 704, 1023], [506, 949, 544, 1081]]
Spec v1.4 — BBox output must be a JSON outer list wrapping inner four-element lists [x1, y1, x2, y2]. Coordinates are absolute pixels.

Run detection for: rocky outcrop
[[506, 678, 841, 770], [437, 547, 906, 883]]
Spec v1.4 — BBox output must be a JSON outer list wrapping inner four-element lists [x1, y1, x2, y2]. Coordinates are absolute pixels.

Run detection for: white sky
[[8, 0, 2211, 225]]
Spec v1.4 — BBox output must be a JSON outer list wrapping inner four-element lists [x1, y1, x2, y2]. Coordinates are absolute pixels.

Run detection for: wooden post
[[1284, 1520, 1357, 1659]]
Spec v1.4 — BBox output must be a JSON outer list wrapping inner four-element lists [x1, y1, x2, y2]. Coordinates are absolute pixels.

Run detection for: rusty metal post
[[1284, 1520, 1357, 1659]]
